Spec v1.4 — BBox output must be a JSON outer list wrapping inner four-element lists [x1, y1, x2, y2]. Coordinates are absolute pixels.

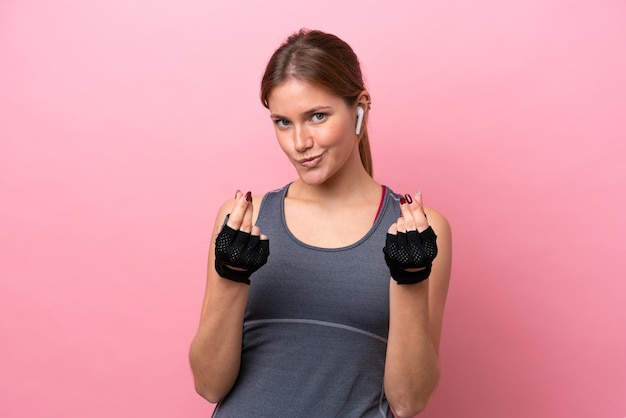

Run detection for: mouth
[[296, 153, 324, 167]]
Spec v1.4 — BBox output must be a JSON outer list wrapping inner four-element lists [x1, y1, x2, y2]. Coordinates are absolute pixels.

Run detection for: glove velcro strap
[[387, 263, 432, 285], [215, 260, 252, 285]]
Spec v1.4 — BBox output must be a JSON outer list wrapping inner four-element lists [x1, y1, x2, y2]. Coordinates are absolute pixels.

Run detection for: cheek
[[322, 122, 356, 149]]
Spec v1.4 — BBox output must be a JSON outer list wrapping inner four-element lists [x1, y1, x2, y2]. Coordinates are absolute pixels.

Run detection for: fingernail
[[400, 197, 407, 205], [404, 194, 413, 204], [245, 191, 252, 202], [235, 189, 242, 198]]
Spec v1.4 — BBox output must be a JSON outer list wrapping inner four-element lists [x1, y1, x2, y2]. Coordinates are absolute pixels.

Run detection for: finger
[[228, 190, 243, 213], [408, 191, 429, 232], [247, 233, 260, 248], [251, 225, 268, 241], [397, 231, 408, 247], [240, 196, 254, 233], [258, 239, 270, 260], [396, 216, 406, 233], [226, 190, 250, 230], [387, 222, 398, 235], [399, 195, 417, 231], [410, 191, 425, 214]]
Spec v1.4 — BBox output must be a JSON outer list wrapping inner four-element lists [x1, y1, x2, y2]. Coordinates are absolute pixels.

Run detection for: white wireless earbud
[[355, 106, 365, 135]]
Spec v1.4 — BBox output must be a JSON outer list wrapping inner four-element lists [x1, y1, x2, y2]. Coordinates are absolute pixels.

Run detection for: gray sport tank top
[[213, 184, 402, 418]]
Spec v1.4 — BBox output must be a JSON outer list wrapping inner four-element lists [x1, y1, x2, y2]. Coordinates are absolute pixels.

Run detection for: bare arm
[[189, 191, 265, 403], [384, 193, 452, 417]]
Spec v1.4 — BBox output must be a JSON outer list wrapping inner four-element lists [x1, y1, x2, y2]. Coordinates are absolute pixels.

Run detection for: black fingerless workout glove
[[214, 217, 270, 285], [383, 227, 438, 284]]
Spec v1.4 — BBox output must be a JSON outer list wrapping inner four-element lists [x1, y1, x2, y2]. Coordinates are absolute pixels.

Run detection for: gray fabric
[[213, 184, 402, 418]]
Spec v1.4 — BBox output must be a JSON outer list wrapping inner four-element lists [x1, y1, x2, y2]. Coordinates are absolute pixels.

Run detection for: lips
[[296, 153, 324, 167]]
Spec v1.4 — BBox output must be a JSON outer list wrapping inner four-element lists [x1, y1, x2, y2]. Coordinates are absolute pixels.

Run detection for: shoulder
[[423, 206, 452, 264], [251, 184, 290, 222], [212, 185, 287, 233], [423, 206, 451, 238]]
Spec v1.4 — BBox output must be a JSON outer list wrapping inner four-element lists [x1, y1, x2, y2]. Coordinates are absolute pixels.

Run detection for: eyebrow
[[270, 106, 333, 120]]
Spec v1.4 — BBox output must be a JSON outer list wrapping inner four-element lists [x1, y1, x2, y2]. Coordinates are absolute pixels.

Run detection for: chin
[[299, 176, 326, 186], [297, 170, 330, 186]]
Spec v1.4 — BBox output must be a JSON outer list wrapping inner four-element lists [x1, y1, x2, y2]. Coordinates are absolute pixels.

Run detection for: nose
[[293, 124, 313, 152]]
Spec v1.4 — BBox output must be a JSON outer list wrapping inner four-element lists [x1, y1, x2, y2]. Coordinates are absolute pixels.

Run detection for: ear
[[357, 90, 371, 111]]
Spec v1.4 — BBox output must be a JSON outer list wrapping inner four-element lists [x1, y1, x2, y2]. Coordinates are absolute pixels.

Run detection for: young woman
[[189, 29, 452, 418]]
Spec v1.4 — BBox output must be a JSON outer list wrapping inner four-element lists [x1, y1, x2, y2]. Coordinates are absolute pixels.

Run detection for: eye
[[310, 113, 326, 123], [275, 119, 291, 128]]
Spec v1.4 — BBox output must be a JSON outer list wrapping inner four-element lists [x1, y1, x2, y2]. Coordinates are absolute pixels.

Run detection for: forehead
[[267, 79, 345, 114]]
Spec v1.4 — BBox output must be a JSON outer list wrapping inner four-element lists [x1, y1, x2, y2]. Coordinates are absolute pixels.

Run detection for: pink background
[[1, 1, 625, 417]]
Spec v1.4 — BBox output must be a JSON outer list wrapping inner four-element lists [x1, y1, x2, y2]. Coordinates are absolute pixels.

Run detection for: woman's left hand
[[383, 192, 438, 284]]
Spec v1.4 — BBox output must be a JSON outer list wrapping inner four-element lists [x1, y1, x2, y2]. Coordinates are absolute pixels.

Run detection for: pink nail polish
[[404, 194, 413, 204]]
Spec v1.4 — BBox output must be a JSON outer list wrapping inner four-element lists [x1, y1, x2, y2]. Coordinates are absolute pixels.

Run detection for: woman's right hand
[[214, 190, 270, 285]]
